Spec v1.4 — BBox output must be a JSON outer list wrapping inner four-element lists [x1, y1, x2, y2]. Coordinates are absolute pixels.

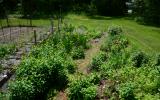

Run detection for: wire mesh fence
[[0, 17, 53, 46]]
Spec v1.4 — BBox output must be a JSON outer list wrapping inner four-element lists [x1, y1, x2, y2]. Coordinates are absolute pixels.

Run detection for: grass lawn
[[0, 18, 53, 27], [64, 14, 160, 54], [0, 14, 160, 53]]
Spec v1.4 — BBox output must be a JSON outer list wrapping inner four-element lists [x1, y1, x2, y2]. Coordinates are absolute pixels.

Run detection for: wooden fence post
[[0, 20, 5, 43], [50, 18, 54, 33], [34, 30, 37, 45]]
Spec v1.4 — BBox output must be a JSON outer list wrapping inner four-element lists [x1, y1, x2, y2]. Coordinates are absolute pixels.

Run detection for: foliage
[[131, 51, 149, 67], [101, 27, 128, 52], [71, 46, 85, 60], [92, 0, 127, 16], [9, 79, 35, 100], [69, 73, 100, 100], [65, 58, 77, 74], [133, 0, 160, 25], [80, 85, 97, 100], [108, 26, 122, 36], [9, 25, 90, 99], [61, 24, 88, 53], [91, 51, 107, 71], [94, 26, 160, 100], [118, 83, 135, 100], [0, 44, 16, 59], [10, 52, 69, 100], [89, 30, 103, 39]]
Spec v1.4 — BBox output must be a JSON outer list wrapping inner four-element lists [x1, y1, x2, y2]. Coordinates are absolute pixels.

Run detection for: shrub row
[[91, 26, 160, 99], [9, 24, 90, 100]]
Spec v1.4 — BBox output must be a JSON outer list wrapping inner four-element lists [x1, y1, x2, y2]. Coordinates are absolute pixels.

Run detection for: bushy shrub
[[118, 83, 135, 100], [9, 79, 35, 100], [131, 51, 149, 67], [63, 35, 74, 53], [10, 52, 69, 99], [69, 73, 100, 100], [100, 26, 128, 53], [90, 30, 103, 39], [80, 85, 97, 100], [63, 24, 75, 33], [65, 58, 77, 74], [63, 32, 88, 53], [108, 26, 122, 36], [0, 44, 16, 59], [91, 52, 107, 71], [71, 46, 85, 60]]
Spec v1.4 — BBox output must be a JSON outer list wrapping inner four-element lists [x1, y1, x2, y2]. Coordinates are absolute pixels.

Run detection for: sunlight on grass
[[65, 14, 160, 54], [0, 14, 159, 53]]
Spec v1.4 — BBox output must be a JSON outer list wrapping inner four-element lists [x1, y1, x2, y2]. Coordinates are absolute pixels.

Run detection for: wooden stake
[[34, 30, 37, 44]]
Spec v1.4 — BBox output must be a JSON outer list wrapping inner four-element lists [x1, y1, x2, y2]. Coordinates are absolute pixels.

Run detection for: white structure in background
[[126, 0, 135, 14]]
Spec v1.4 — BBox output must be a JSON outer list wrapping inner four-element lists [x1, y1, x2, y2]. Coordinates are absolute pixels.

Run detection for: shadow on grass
[[88, 15, 160, 28], [88, 15, 124, 20]]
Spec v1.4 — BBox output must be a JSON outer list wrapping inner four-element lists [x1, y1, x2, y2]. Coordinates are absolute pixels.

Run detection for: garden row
[[1, 24, 103, 99], [1, 25, 159, 100], [68, 26, 160, 100]]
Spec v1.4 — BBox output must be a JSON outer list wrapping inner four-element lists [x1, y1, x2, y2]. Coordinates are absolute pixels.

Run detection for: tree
[[92, 0, 127, 16], [133, 0, 160, 25]]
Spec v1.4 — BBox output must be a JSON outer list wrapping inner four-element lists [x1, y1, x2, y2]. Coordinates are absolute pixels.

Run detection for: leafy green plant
[[69, 73, 100, 100], [65, 58, 77, 74], [10, 52, 70, 99], [89, 30, 103, 39], [63, 24, 75, 33], [80, 85, 97, 100], [91, 52, 107, 71], [0, 44, 16, 59], [101, 34, 128, 52], [71, 46, 85, 60], [108, 26, 122, 36], [118, 83, 135, 100], [9, 79, 35, 100], [131, 51, 149, 67], [9, 24, 92, 100]]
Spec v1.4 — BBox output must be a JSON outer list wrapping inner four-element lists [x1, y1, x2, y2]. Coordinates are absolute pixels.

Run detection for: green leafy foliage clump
[[101, 26, 128, 52], [0, 44, 16, 59], [92, 26, 160, 99], [9, 24, 91, 100], [71, 46, 85, 60], [108, 26, 122, 36], [69, 73, 100, 100], [91, 51, 107, 71], [10, 52, 69, 100], [118, 83, 135, 100], [131, 51, 149, 67]]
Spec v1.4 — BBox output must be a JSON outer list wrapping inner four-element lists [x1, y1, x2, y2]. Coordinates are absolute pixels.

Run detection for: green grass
[[0, 14, 160, 53], [0, 18, 56, 27], [64, 14, 160, 54]]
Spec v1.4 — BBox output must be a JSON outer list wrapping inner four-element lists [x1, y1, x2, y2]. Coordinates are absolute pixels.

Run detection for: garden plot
[[0, 26, 52, 92], [0, 27, 50, 44]]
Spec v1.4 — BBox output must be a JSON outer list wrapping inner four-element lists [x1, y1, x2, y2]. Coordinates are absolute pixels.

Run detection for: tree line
[[0, 0, 160, 25]]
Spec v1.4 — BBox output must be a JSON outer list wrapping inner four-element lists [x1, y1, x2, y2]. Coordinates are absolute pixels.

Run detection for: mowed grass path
[[64, 14, 160, 54]]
